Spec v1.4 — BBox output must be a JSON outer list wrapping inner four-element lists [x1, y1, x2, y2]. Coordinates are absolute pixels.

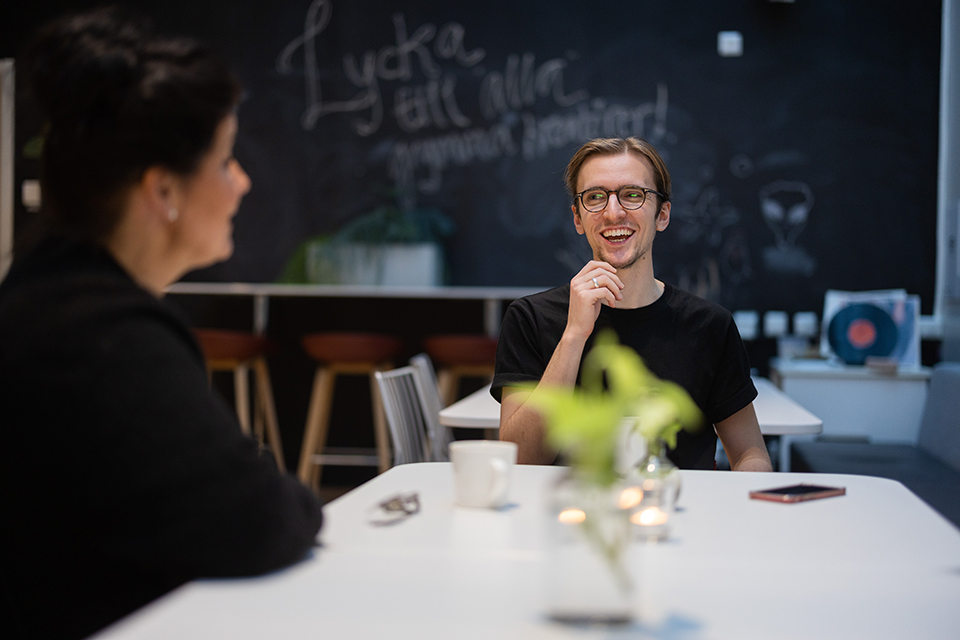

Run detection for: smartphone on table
[[749, 484, 846, 503]]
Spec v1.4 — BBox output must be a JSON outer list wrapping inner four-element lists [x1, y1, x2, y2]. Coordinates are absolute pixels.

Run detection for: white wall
[[938, 1, 960, 355], [939, 0, 960, 305]]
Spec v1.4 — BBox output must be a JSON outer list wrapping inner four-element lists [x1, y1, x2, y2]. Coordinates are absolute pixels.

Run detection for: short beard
[[595, 241, 650, 270]]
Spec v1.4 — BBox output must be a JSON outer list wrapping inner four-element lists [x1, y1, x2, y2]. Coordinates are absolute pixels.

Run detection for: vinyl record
[[827, 303, 898, 365]]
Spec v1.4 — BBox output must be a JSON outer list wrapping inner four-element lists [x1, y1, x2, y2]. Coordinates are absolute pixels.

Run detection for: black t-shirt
[[492, 283, 757, 469]]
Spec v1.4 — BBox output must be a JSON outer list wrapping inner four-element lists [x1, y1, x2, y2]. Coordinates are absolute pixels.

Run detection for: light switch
[[717, 31, 743, 57]]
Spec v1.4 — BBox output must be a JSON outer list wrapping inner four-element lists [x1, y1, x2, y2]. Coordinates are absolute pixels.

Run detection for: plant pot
[[306, 242, 442, 286]]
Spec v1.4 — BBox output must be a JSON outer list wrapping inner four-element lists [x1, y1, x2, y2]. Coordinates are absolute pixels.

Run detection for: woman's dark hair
[[21, 7, 242, 241]]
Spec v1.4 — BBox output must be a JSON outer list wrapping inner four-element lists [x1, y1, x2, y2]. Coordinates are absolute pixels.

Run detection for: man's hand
[[499, 261, 623, 464], [567, 261, 624, 341]]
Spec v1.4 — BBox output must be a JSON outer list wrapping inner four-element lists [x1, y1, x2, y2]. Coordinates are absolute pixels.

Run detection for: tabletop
[[770, 357, 932, 381], [93, 463, 960, 640], [440, 378, 824, 436]]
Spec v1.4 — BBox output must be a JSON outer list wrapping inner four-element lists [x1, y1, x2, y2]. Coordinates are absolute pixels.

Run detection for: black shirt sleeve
[[492, 297, 545, 401], [704, 311, 758, 424]]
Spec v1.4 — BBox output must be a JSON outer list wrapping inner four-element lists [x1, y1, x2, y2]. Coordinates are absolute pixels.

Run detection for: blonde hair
[[564, 137, 671, 209]]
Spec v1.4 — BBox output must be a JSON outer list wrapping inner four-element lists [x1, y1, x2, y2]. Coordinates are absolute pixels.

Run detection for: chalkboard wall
[[8, 0, 942, 315]]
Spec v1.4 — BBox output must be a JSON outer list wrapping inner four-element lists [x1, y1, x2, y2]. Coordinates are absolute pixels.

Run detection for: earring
[[167, 208, 179, 222]]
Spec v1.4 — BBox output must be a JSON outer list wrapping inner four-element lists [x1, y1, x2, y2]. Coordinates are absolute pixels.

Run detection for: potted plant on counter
[[307, 193, 455, 287]]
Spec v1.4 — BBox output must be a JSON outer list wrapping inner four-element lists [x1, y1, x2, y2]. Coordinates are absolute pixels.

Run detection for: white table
[[93, 463, 960, 639], [440, 377, 823, 436]]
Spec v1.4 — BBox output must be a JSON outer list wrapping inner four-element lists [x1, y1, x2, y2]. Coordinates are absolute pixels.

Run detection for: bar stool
[[192, 328, 285, 471], [297, 332, 403, 492], [423, 334, 498, 406]]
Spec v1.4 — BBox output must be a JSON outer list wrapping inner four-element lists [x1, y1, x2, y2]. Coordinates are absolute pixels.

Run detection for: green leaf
[[522, 330, 701, 484]]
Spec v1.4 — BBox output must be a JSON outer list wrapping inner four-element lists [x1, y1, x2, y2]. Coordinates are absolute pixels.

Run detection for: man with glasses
[[492, 137, 772, 471]]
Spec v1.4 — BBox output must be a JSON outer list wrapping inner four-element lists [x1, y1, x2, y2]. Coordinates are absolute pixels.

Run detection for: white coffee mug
[[449, 441, 518, 508]]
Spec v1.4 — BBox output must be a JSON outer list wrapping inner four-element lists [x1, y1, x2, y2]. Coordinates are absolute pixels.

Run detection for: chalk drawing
[[673, 185, 740, 247], [759, 179, 816, 276]]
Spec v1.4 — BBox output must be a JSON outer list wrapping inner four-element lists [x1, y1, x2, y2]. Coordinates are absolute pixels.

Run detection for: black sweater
[[0, 237, 322, 639]]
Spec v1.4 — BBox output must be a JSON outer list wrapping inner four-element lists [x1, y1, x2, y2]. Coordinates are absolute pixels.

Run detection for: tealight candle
[[557, 508, 586, 525], [630, 505, 670, 541], [618, 486, 644, 510]]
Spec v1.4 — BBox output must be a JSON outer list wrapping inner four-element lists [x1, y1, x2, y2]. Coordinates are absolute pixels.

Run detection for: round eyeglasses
[[575, 186, 667, 213]]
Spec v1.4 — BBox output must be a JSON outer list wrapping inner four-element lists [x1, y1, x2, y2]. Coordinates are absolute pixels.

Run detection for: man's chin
[[596, 252, 640, 270]]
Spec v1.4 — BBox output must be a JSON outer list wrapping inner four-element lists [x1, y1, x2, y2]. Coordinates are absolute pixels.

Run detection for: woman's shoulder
[[0, 236, 198, 361]]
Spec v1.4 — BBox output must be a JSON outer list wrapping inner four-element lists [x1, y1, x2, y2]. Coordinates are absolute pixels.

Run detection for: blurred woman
[[0, 9, 322, 639]]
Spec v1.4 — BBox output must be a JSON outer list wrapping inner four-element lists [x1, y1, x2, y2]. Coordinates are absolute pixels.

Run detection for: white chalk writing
[[479, 53, 587, 119], [278, 0, 484, 134], [390, 124, 517, 193], [278, 0, 672, 194]]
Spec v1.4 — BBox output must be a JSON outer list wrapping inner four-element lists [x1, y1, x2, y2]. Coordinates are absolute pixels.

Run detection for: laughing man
[[492, 137, 773, 471]]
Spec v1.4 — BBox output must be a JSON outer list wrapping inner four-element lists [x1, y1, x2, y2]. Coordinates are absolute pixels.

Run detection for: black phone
[[749, 483, 846, 503]]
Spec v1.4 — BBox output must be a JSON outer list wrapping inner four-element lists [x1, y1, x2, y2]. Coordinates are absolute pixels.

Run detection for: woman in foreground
[[0, 9, 322, 639]]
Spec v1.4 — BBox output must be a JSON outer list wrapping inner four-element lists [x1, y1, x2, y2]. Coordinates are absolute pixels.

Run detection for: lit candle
[[630, 505, 669, 541], [558, 508, 586, 525], [618, 486, 644, 510]]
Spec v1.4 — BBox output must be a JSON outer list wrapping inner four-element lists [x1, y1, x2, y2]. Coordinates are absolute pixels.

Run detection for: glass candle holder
[[544, 471, 635, 625], [630, 501, 670, 542]]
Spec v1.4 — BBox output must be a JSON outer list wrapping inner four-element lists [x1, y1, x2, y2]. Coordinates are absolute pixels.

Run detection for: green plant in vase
[[529, 329, 701, 483], [524, 330, 700, 623]]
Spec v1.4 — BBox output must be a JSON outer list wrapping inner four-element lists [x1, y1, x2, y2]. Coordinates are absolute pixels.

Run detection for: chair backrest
[[409, 353, 452, 462], [917, 362, 960, 472], [374, 366, 432, 466]]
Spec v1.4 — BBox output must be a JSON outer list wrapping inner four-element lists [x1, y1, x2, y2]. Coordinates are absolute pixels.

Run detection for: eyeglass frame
[[366, 492, 421, 527], [574, 185, 668, 213]]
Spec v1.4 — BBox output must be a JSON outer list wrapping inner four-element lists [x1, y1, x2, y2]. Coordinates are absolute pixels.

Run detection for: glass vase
[[544, 470, 636, 625], [629, 438, 682, 511]]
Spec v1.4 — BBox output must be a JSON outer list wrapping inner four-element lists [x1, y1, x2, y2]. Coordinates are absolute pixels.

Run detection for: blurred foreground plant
[[526, 330, 701, 484]]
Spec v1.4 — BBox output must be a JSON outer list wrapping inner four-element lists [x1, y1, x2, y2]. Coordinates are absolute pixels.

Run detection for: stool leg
[[234, 364, 251, 436], [298, 367, 335, 492], [437, 369, 457, 407], [369, 364, 392, 474], [253, 357, 286, 473], [252, 387, 265, 444]]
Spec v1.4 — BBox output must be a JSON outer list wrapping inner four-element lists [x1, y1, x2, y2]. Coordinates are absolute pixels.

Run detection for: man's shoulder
[[499, 284, 570, 343], [511, 284, 570, 312], [663, 284, 734, 319]]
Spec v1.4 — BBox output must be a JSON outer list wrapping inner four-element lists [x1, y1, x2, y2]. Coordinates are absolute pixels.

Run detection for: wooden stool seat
[[302, 332, 403, 363], [196, 328, 273, 362], [297, 332, 403, 492], [193, 328, 285, 471], [423, 334, 498, 406]]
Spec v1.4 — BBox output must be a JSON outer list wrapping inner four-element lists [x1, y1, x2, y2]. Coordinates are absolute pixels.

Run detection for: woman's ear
[[140, 167, 181, 224]]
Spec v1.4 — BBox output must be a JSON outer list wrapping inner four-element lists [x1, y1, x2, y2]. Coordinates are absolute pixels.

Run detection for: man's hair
[[563, 137, 672, 210]]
